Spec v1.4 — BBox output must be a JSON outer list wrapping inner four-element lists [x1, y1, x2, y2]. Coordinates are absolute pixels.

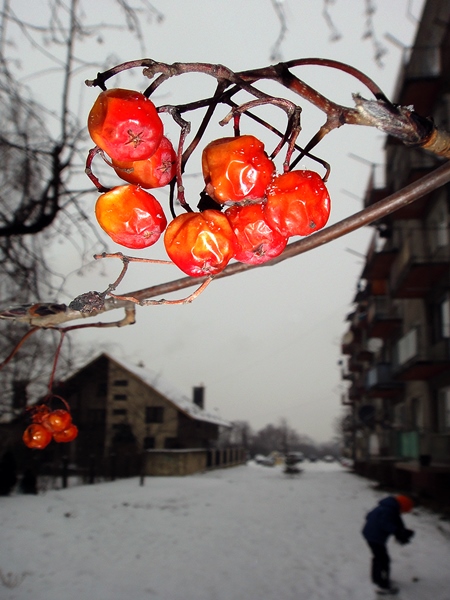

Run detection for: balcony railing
[[367, 296, 402, 340], [393, 327, 450, 380], [362, 247, 398, 282], [390, 229, 449, 298], [365, 363, 404, 399]]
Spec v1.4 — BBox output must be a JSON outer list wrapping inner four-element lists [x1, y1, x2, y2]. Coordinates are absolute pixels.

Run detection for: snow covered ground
[[1, 461, 450, 600]]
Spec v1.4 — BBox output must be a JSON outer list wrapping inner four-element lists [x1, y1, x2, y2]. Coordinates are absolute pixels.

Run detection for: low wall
[[144, 447, 247, 476]]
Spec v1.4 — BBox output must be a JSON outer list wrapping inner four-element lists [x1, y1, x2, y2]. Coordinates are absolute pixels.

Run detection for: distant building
[[53, 353, 235, 475], [1, 353, 244, 479], [340, 0, 450, 505]]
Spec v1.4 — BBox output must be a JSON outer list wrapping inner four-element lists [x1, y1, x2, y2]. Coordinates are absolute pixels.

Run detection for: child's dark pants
[[367, 542, 391, 589]]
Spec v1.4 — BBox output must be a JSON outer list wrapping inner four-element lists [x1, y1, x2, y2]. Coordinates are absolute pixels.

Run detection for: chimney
[[193, 385, 205, 409]]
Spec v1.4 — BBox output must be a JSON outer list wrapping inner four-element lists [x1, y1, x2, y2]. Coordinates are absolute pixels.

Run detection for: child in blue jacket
[[362, 495, 414, 595]]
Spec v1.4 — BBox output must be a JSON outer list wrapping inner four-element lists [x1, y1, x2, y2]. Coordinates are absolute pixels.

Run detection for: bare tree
[[0, 0, 164, 415]]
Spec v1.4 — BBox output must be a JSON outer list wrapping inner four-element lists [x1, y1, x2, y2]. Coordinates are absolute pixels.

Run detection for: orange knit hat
[[396, 495, 414, 513]]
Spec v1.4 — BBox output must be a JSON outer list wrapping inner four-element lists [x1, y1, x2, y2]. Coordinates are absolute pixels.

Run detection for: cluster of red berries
[[22, 404, 78, 450], [87, 88, 331, 277]]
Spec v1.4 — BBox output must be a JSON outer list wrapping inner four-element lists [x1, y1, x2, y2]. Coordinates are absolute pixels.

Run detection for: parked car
[[322, 454, 335, 462], [254, 454, 275, 467]]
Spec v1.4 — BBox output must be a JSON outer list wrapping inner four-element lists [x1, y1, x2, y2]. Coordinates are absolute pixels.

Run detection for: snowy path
[[1, 462, 449, 600]]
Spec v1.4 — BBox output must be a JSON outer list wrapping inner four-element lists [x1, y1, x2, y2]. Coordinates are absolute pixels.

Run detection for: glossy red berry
[[164, 209, 238, 277], [41, 409, 72, 433], [225, 202, 287, 265], [88, 88, 164, 162], [202, 135, 275, 203], [112, 136, 177, 189], [53, 424, 79, 443], [95, 184, 167, 249], [264, 170, 331, 237], [23, 424, 53, 450]]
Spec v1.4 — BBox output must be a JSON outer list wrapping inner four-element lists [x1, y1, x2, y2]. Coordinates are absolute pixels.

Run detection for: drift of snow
[[1, 462, 449, 600]]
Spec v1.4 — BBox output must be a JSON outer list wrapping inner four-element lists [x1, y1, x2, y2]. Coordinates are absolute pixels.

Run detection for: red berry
[[264, 170, 331, 237], [41, 409, 72, 433], [88, 88, 164, 162], [53, 424, 79, 443], [202, 135, 275, 203], [164, 209, 238, 277], [23, 424, 53, 449], [95, 184, 167, 249], [30, 404, 51, 424], [225, 202, 287, 265], [112, 136, 177, 189]]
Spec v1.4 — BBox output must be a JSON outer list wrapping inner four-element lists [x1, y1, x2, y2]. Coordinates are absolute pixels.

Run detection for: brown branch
[[5, 159, 449, 331], [85, 58, 448, 158], [124, 159, 450, 301]]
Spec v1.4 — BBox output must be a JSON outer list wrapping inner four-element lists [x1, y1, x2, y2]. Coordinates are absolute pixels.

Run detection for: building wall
[[341, 1, 450, 503], [106, 361, 179, 452]]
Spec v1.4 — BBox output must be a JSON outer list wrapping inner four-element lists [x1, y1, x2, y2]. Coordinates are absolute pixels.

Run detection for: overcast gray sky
[[11, 0, 425, 441]]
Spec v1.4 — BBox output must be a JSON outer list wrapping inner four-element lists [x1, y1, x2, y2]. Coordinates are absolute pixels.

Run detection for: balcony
[[362, 248, 398, 282], [348, 307, 368, 332], [348, 383, 364, 401], [367, 296, 402, 340], [341, 369, 355, 382], [348, 356, 364, 373], [361, 232, 398, 283], [394, 328, 450, 380], [341, 393, 353, 407], [365, 363, 404, 399], [390, 232, 449, 299], [395, 46, 442, 117], [390, 257, 449, 299], [341, 328, 363, 354]]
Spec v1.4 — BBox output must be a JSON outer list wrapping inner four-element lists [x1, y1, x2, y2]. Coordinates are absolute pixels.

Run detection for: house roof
[[77, 353, 231, 428]]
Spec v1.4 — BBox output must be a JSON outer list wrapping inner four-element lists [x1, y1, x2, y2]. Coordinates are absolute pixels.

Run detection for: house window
[[438, 388, 450, 432], [113, 394, 127, 401], [113, 379, 128, 386], [143, 436, 155, 449], [145, 406, 164, 423], [113, 408, 127, 416]]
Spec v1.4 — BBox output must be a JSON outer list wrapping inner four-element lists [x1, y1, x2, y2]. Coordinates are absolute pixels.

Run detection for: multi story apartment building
[[341, 0, 450, 504]]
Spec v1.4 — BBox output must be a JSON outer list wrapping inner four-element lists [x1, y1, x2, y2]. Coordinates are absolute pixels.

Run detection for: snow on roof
[[103, 353, 231, 428]]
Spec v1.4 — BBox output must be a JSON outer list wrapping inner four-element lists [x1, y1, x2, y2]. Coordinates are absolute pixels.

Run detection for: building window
[[143, 436, 155, 449], [113, 379, 128, 386], [145, 406, 164, 423], [396, 328, 418, 366], [441, 297, 450, 338], [113, 408, 127, 416], [438, 388, 450, 432], [427, 194, 449, 253], [113, 394, 127, 401]]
